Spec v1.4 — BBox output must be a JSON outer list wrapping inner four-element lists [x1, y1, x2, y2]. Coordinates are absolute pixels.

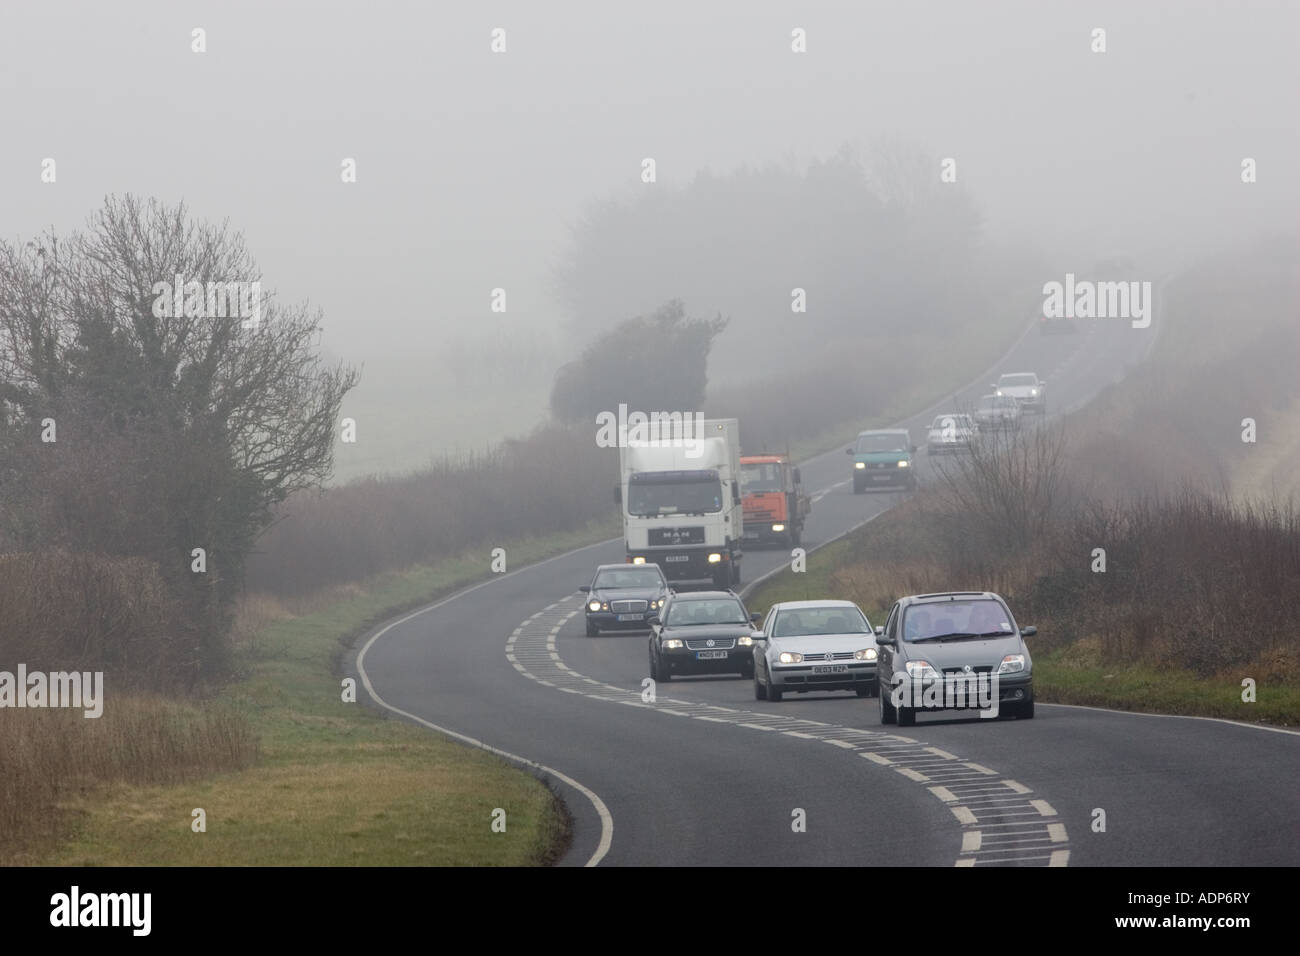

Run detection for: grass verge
[[22, 519, 617, 865]]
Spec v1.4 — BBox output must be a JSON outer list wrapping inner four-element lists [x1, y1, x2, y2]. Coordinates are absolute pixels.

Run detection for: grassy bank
[[19, 520, 618, 865]]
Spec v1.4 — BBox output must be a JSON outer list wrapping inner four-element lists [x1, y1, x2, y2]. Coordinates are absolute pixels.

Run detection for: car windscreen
[[740, 462, 782, 493], [665, 599, 749, 626], [901, 601, 1016, 641], [999, 374, 1038, 387], [855, 433, 907, 453], [627, 476, 723, 515], [773, 607, 871, 637], [593, 569, 664, 590]]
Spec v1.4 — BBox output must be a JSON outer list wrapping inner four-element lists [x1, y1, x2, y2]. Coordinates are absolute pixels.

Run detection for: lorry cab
[[739, 454, 810, 548]]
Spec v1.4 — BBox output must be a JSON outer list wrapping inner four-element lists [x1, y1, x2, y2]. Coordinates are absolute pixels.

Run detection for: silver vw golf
[[752, 600, 878, 701]]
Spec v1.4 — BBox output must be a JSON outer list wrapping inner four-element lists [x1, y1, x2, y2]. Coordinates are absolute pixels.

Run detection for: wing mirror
[[1020, 626, 1037, 637], [647, 615, 661, 626], [750, 611, 763, 622], [845, 447, 854, 455], [579, 585, 591, 593], [874, 625, 884, 635]]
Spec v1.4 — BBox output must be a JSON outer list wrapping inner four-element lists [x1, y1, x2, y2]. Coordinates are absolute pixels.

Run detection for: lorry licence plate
[[664, 555, 690, 562]]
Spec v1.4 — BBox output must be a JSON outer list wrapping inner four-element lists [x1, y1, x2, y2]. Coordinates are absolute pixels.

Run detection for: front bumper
[[885, 673, 1032, 712], [770, 661, 877, 691], [586, 609, 658, 630], [629, 546, 738, 586], [660, 644, 754, 674], [854, 467, 915, 488]]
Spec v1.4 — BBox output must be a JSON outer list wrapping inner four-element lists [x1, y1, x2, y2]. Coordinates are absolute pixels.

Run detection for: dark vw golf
[[580, 563, 670, 636], [648, 590, 762, 681]]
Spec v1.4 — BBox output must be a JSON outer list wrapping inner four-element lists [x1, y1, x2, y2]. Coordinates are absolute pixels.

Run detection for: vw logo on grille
[[824, 652, 834, 662], [706, 639, 715, 648]]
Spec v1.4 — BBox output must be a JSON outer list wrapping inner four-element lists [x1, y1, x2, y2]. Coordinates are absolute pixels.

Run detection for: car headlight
[[854, 648, 877, 661], [587, 600, 601, 612], [738, 635, 753, 647], [771, 523, 785, 532], [663, 639, 684, 649], [995, 389, 1003, 396], [778, 651, 803, 664], [897, 460, 909, 468], [649, 598, 662, 609], [998, 654, 1026, 674], [1030, 388, 1038, 396], [906, 660, 938, 679], [631, 556, 645, 564], [854, 461, 866, 469]]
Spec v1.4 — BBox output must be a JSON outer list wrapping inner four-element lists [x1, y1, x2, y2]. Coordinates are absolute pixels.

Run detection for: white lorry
[[615, 417, 744, 590]]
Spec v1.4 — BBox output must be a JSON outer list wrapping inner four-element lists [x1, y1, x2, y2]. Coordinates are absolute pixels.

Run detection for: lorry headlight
[[707, 553, 722, 563], [855, 461, 866, 469], [771, 523, 785, 532], [631, 556, 645, 564], [587, 601, 601, 612], [663, 639, 684, 650], [778, 651, 803, 664], [854, 648, 878, 661], [998, 654, 1026, 674]]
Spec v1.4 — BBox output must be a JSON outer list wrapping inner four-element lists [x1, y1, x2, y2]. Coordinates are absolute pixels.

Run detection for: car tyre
[[897, 696, 916, 726], [853, 478, 865, 494], [586, 619, 600, 637], [754, 672, 767, 700], [879, 679, 897, 724]]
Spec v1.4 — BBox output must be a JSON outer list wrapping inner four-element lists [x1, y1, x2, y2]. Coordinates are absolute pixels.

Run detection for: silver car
[[925, 413, 977, 454], [752, 600, 878, 701], [993, 372, 1047, 414]]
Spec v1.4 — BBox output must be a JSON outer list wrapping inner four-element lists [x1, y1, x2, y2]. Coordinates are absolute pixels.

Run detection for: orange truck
[[739, 454, 810, 548]]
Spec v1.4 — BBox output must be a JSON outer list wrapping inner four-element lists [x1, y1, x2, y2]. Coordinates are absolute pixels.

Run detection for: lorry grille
[[648, 527, 705, 546]]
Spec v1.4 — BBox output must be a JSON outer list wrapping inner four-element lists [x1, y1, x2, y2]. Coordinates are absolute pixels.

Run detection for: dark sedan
[[580, 563, 670, 636], [648, 590, 762, 680]]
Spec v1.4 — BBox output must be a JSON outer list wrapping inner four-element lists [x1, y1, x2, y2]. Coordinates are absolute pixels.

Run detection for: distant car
[[994, 372, 1047, 414], [648, 590, 762, 681], [974, 394, 1022, 431], [847, 429, 917, 493], [580, 563, 669, 636], [752, 600, 878, 701], [925, 413, 977, 455], [874, 590, 1036, 726]]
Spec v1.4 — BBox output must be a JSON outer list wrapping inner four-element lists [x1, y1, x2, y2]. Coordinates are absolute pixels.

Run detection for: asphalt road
[[350, 307, 1300, 866]]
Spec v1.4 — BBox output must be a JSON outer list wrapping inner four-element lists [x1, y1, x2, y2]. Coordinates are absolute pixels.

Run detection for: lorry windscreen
[[627, 477, 724, 516], [740, 463, 782, 493]]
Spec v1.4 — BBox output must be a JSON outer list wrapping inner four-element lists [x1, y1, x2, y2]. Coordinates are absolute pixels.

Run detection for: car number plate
[[696, 650, 728, 660], [812, 664, 848, 674], [616, 613, 641, 622]]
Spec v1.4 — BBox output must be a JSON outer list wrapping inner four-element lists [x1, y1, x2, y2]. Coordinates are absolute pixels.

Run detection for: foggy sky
[[2, 0, 1295, 407]]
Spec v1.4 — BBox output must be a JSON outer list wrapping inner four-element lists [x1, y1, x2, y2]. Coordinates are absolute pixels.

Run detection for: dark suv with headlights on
[[580, 563, 670, 636], [648, 590, 762, 681], [875, 591, 1035, 725]]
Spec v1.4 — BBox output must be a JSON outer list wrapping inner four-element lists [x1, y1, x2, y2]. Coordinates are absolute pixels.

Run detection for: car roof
[[899, 591, 1003, 606], [594, 563, 663, 573], [999, 372, 1038, 378], [856, 428, 908, 437], [769, 599, 861, 610], [669, 590, 739, 601]]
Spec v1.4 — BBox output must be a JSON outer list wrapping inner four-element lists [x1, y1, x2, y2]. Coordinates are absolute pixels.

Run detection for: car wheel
[[586, 620, 600, 637], [1010, 697, 1034, 719], [658, 661, 671, 681], [648, 649, 659, 681], [853, 479, 865, 494], [897, 692, 916, 726], [879, 679, 897, 724], [768, 683, 783, 702], [754, 671, 768, 700]]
